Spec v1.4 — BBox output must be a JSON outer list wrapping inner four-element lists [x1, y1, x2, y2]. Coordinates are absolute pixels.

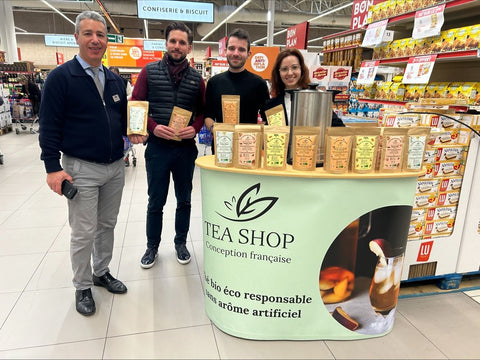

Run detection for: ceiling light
[[41, 0, 75, 26], [201, 0, 252, 41], [253, 1, 353, 45]]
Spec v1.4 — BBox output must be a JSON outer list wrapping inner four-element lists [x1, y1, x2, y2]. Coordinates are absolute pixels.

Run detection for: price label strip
[[412, 4, 445, 40], [357, 60, 380, 85], [361, 20, 388, 48], [403, 55, 437, 84]]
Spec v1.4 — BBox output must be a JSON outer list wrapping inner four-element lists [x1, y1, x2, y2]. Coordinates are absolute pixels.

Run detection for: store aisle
[[0, 132, 479, 359]]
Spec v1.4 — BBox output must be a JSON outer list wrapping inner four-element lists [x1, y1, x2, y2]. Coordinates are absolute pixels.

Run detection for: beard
[[167, 51, 187, 64], [227, 56, 246, 70]]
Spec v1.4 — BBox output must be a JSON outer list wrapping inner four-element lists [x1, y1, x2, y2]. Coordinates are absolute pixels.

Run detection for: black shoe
[[175, 243, 191, 265], [93, 272, 127, 294], [141, 247, 158, 269], [75, 288, 96, 316]]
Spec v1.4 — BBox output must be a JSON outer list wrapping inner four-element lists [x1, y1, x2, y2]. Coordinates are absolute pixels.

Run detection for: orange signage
[[107, 38, 163, 68], [244, 46, 280, 80]]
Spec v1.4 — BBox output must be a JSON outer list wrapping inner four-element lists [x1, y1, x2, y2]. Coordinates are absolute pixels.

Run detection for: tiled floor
[[1, 129, 480, 359]]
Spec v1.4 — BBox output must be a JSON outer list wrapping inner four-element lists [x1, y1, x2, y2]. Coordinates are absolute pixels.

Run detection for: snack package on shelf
[[466, 24, 480, 50], [425, 206, 457, 222], [453, 26, 469, 51], [439, 28, 457, 52], [404, 84, 426, 102]]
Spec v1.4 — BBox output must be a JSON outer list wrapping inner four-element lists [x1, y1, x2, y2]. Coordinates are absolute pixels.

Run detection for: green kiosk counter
[[196, 155, 419, 340]]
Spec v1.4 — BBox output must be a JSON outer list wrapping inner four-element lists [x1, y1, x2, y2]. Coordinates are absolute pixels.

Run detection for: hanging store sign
[[143, 40, 166, 51], [351, 0, 383, 30], [245, 46, 280, 80], [412, 4, 445, 40], [403, 55, 437, 84], [286, 22, 310, 50], [357, 60, 380, 85], [362, 20, 388, 48], [107, 38, 163, 68], [108, 34, 124, 44], [137, 0, 214, 23], [56, 52, 64, 65], [218, 37, 227, 57], [44, 34, 77, 48]]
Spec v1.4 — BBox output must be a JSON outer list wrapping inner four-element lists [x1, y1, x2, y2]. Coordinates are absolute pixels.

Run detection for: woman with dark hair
[[265, 48, 344, 126]]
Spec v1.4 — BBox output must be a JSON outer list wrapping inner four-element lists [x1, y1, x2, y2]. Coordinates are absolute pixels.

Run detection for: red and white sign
[[351, 0, 382, 30], [211, 59, 229, 76], [403, 55, 437, 84], [417, 241, 434, 262], [362, 19, 388, 48], [412, 4, 445, 39], [286, 21, 310, 49], [250, 53, 269, 73], [357, 60, 379, 85], [56, 52, 64, 65], [204, 46, 212, 59], [218, 36, 227, 57], [311, 66, 330, 90]]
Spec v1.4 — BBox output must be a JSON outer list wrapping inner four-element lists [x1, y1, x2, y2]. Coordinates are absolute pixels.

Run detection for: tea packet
[[403, 127, 431, 172], [324, 127, 354, 174], [292, 126, 320, 171], [265, 105, 286, 126], [351, 127, 381, 174], [168, 106, 192, 141], [127, 101, 149, 136], [379, 128, 408, 173], [222, 95, 240, 124], [213, 123, 235, 168], [263, 126, 290, 171], [234, 124, 263, 169]]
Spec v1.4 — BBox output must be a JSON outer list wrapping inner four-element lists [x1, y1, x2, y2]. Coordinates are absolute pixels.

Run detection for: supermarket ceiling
[[11, 0, 354, 47]]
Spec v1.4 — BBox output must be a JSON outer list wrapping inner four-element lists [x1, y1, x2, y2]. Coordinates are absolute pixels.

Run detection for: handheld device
[[61, 180, 78, 199]]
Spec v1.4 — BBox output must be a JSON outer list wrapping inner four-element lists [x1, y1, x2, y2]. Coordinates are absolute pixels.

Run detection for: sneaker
[[175, 244, 191, 265], [140, 248, 158, 269]]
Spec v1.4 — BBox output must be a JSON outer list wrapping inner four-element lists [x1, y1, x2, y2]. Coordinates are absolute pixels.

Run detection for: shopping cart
[[123, 136, 137, 167], [11, 98, 38, 134]]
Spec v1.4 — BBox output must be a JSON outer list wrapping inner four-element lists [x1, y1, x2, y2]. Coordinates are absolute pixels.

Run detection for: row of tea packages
[[213, 124, 432, 174], [213, 124, 328, 171], [325, 126, 431, 174], [213, 124, 287, 170]]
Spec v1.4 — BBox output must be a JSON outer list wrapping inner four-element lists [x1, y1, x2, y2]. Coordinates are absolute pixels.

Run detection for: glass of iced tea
[[320, 219, 359, 304], [369, 254, 404, 315]]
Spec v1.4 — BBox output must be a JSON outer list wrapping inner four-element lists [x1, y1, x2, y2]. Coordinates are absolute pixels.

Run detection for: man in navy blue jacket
[[39, 10, 145, 316]]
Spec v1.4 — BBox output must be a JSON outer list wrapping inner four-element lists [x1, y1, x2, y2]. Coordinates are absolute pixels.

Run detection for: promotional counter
[[196, 155, 419, 340]]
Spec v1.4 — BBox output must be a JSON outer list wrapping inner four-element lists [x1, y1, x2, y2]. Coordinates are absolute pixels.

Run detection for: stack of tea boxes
[[379, 111, 479, 240], [0, 88, 12, 133]]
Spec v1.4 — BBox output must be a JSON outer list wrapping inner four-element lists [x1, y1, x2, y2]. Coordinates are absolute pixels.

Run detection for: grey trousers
[[62, 155, 125, 290]]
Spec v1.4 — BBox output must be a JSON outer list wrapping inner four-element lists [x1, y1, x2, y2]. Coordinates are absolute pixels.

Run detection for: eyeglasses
[[279, 64, 301, 73]]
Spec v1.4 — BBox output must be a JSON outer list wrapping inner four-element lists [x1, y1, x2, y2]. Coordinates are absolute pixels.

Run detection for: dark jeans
[[145, 139, 198, 249]]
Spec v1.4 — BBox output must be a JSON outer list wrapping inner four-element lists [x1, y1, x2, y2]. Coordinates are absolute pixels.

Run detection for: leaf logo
[[216, 183, 278, 222]]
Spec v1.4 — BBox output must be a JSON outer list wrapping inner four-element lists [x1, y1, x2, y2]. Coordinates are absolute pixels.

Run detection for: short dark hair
[[165, 22, 193, 45], [227, 28, 251, 52]]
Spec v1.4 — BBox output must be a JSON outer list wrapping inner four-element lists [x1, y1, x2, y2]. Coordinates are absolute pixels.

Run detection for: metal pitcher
[[287, 84, 333, 166]]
